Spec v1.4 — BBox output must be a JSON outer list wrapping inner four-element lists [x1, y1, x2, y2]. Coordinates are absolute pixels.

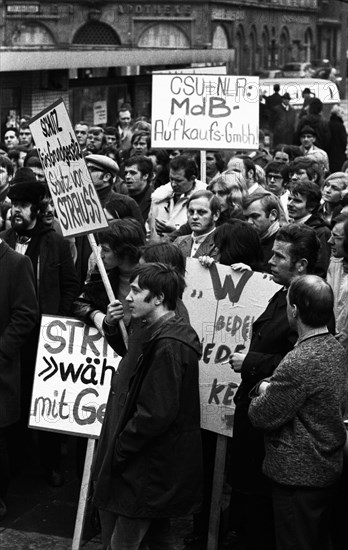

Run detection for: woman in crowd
[[73, 218, 145, 335], [208, 172, 247, 223]]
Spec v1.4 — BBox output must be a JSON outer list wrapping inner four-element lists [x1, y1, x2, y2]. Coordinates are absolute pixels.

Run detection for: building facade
[[0, 0, 345, 130]]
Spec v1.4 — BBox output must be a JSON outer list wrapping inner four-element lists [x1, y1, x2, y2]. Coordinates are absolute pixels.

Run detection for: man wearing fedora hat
[[0, 167, 79, 487], [270, 92, 296, 148]]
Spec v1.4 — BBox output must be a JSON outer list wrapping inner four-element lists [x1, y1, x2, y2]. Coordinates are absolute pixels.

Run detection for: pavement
[[0, 432, 207, 550]]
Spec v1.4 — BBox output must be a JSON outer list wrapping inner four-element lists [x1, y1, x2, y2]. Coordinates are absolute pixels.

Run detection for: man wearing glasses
[[265, 160, 289, 221]]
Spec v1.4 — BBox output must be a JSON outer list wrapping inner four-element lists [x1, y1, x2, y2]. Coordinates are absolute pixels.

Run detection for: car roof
[[259, 78, 340, 104]]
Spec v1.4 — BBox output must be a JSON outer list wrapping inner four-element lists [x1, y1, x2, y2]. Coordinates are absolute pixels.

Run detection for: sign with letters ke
[[183, 259, 279, 437], [151, 74, 259, 150], [29, 316, 121, 438], [29, 98, 109, 238]]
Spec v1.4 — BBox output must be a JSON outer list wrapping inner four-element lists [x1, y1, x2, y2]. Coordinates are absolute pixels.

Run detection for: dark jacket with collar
[[231, 288, 297, 494], [304, 214, 331, 278], [0, 240, 38, 426], [0, 225, 79, 316], [174, 230, 220, 262], [93, 314, 203, 517]]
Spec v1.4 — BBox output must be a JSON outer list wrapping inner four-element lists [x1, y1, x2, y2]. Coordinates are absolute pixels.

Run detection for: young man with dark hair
[[243, 191, 280, 271], [249, 274, 348, 550], [124, 155, 153, 221], [93, 262, 203, 550], [228, 224, 321, 550], [289, 157, 323, 186], [288, 180, 331, 276]]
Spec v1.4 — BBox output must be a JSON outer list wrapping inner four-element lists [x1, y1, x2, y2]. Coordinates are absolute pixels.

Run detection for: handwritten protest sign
[[183, 259, 279, 437], [29, 98, 109, 238], [151, 74, 259, 150], [29, 315, 120, 438]]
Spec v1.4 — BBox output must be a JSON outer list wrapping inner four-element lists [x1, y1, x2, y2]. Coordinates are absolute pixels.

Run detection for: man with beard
[[0, 167, 79, 486]]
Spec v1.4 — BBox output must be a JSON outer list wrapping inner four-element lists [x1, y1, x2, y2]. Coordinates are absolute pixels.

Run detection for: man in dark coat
[[287, 179, 331, 277], [0, 167, 79, 486], [93, 263, 203, 550], [0, 239, 38, 516], [228, 224, 320, 550], [124, 155, 154, 222], [270, 92, 297, 147]]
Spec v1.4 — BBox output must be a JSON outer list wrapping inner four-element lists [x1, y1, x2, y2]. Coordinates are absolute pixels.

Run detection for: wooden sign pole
[[207, 434, 228, 550], [71, 235, 128, 549], [200, 150, 207, 184]]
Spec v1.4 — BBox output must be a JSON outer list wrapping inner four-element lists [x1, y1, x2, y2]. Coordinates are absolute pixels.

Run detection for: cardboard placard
[[151, 74, 259, 150], [183, 259, 279, 437], [29, 315, 120, 438], [29, 98, 109, 238]]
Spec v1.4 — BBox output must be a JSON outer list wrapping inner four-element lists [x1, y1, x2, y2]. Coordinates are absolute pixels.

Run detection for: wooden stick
[[87, 233, 128, 349], [207, 434, 228, 550], [200, 150, 207, 184], [71, 438, 96, 550]]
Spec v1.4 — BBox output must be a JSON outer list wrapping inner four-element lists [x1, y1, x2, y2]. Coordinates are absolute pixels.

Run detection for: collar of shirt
[[248, 182, 259, 194], [296, 327, 329, 346], [290, 213, 312, 225], [190, 228, 216, 257]]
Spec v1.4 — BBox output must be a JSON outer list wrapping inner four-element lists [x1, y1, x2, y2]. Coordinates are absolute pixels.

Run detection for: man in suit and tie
[[174, 190, 221, 261]]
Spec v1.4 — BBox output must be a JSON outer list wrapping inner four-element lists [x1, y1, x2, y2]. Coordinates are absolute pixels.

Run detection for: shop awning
[[0, 47, 235, 72]]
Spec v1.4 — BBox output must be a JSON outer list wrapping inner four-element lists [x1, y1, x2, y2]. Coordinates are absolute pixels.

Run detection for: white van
[[259, 78, 340, 117]]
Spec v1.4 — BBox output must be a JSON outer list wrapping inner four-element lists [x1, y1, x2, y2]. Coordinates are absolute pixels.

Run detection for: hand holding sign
[[106, 300, 124, 325]]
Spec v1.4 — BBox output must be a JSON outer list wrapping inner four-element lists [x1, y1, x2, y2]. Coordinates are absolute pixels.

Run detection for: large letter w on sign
[[209, 263, 253, 303]]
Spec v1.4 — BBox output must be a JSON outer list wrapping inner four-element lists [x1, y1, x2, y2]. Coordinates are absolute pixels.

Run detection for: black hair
[[140, 242, 186, 297], [129, 262, 183, 311], [98, 218, 145, 264], [125, 155, 153, 180], [290, 180, 321, 213], [170, 154, 198, 181], [275, 224, 320, 273], [288, 275, 333, 327], [214, 220, 263, 271]]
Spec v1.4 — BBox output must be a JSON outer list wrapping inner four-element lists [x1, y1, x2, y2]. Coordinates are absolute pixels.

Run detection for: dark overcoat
[[230, 288, 297, 494], [0, 240, 38, 426], [93, 314, 203, 518]]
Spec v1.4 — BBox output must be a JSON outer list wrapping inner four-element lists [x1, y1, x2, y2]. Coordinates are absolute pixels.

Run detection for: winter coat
[[271, 104, 296, 147], [230, 288, 297, 494], [0, 241, 38, 426], [0, 225, 79, 316], [93, 314, 203, 518], [327, 113, 347, 173]]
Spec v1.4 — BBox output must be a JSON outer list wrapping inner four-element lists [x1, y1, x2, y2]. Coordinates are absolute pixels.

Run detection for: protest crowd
[[1, 91, 348, 550]]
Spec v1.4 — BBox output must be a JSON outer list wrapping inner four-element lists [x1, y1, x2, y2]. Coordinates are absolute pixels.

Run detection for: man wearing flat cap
[[0, 167, 79, 487], [298, 124, 329, 174], [75, 155, 144, 289], [270, 92, 296, 148]]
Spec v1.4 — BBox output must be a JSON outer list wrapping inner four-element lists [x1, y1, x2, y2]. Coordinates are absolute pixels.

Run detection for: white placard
[[29, 98, 109, 238], [29, 315, 120, 438], [93, 100, 107, 125], [183, 259, 279, 437], [151, 74, 259, 150]]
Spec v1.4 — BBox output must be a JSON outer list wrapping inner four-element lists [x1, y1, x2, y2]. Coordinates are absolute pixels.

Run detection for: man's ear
[[295, 258, 308, 274], [269, 208, 278, 223], [103, 172, 113, 184], [154, 292, 164, 306]]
